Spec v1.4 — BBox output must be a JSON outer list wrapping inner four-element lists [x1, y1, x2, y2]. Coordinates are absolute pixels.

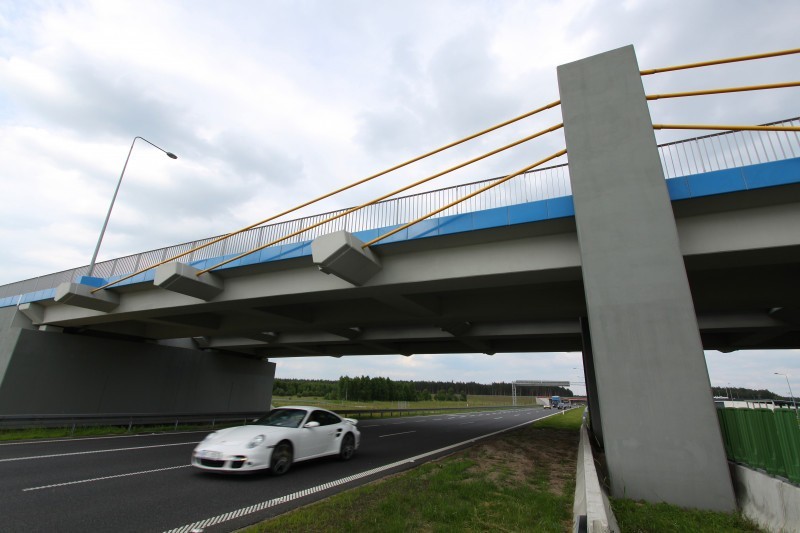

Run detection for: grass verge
[[612, 499, 763, 533], [242, 408, 584, 533]]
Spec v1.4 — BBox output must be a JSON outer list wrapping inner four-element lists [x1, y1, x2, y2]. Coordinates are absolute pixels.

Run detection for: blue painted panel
[[666, 177, 691, 200], [377, 226, 409, 245], [257, 246, 284, 263], [438, 214, 474, 235], [353, 228, 382, 244], [408, 218, 440, 240], [547, 196, 575, 218], [275, 242, 310, 260], [235, 251, 260, 267], [472, 206, 508, 230], [19, 288, 56, 304], [742, 157, 800, 189], [686, 168, 746, 197], [77, 276, 107, 287], [508, 201, 548, 225]]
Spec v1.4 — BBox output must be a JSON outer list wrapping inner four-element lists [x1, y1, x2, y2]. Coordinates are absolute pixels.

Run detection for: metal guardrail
[[0, 412, 266, 431], [2, 119, 798, 301], [0, 405, 536, 432]]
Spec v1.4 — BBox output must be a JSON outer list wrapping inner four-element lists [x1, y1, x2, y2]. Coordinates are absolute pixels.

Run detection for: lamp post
[[87, 137, 177, 276], [774, 372, 798, 419]]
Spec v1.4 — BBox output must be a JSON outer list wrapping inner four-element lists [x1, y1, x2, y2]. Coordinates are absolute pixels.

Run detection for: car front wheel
[[270, 442, 293, 475], [339, 433, 355, 461]]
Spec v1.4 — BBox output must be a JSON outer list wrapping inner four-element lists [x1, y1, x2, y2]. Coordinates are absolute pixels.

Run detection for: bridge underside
[[19, 184, 800, 359]]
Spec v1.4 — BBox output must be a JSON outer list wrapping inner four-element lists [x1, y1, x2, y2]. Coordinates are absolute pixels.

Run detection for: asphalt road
[[0, 407, 558, 532]]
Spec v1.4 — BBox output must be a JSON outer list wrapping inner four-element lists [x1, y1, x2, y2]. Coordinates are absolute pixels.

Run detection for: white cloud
[[1, 0, 798, 391]]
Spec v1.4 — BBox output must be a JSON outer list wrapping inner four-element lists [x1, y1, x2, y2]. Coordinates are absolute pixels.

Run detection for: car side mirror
[[304, 421, 321, 428]]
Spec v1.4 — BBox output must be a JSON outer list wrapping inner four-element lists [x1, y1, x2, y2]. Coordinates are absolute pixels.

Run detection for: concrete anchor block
[[311, 231, 382, 286], [17, 302, 45, 324], [54, 282, 120, 312], [154, 262, 224, 300]]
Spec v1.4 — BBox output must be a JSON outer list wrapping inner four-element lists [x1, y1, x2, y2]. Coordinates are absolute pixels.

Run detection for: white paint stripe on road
[[23, 465, 191, 491], [163, 412, 548, 533], [0, 441, 198, 462], [378, 431, 417, 438]]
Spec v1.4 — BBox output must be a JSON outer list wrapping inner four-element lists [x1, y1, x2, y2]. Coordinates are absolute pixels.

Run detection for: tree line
[[711, 386, 785, 401], [272, 376, 574, 402]]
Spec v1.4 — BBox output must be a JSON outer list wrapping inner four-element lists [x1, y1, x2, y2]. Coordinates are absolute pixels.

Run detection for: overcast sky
[[1, 1, 798, 396]]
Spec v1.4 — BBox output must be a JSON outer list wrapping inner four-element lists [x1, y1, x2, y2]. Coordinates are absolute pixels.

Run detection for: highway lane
[[0, 407, 559, 532]]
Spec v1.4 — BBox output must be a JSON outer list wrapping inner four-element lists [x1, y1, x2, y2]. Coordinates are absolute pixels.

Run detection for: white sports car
[[191, 406, 360, 475]]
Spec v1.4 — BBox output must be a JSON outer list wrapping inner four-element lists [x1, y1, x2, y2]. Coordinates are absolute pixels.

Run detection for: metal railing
[[658, 117, 800, 179], [2, 120, 798, 301]]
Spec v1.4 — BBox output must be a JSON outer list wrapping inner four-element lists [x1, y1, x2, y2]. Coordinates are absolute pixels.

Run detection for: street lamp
[[774, 372, 798, 419], [87, 137, 177, 276]]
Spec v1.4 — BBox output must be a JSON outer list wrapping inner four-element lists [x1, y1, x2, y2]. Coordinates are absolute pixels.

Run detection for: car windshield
[[251, 408, 307, 428]]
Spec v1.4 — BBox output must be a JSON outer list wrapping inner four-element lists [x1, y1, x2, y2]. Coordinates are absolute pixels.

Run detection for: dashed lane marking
[[0, 441, 199, 462], [23, 465, 191, 491], [378, 431, 417, 438]]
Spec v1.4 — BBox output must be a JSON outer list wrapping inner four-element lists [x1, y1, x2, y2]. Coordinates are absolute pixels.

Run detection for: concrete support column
[[557, 45, 735, 510], [579, 317, 603, 449]]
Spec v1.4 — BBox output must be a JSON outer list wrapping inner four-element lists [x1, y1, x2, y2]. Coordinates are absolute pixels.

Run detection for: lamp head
[[166, 152, 178, 159]]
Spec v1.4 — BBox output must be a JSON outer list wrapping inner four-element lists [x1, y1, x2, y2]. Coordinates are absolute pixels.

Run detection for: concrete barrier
[[731, 463, 800, 532], [574, 420, 619, 532]]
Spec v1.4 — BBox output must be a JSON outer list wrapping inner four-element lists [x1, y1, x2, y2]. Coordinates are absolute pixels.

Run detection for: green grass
[[243, 407, 584, 533], [612, 499, 763, 533]]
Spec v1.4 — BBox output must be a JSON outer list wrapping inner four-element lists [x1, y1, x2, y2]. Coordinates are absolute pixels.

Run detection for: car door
[[300, 410, 340, 458]]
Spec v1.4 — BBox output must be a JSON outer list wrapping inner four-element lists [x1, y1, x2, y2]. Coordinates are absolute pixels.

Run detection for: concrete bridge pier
[[0, 306, 275, 417], [558, 46, 736, 511]]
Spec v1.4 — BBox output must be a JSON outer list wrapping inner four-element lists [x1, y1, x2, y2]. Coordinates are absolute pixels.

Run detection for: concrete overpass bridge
[[2, 45, 800, 512]]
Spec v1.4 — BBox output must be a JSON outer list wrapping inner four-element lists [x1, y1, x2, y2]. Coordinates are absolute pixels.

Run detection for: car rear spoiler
[[344, 417, 358, 425]]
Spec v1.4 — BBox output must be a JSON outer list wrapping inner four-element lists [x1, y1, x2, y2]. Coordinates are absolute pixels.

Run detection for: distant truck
[[549, 395, 561, 409]]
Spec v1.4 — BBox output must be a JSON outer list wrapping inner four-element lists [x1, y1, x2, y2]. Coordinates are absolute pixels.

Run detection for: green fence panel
[[774, 410, 800, 483], [718, 407, 800, 484]]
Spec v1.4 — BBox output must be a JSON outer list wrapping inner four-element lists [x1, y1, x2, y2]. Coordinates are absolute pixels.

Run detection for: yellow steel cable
[[361, 149, 568, 249], [197, 124, 566, 275], [653, 124, 800, 132], [640, 47, 800, 75], [91, 99, 562, 293], [647, 81, 800, 100]]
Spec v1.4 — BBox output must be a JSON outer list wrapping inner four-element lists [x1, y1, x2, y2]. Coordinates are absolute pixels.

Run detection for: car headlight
[[247, 435, 265, 448]]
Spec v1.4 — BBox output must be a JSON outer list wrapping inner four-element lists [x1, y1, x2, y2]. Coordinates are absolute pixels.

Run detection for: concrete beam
[[312, 231, 382, 286], [154, 262, 224, 301], [54, 282, 119, 312]]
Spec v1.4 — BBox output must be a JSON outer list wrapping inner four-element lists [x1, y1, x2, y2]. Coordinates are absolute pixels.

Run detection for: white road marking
[[460, 421, 475, 425], [164, 415, 544, 533], [23, 465, 191, 491], [0, 441, 198, 462], [493, 417, 503, 420], [378, 431, 417, 438]]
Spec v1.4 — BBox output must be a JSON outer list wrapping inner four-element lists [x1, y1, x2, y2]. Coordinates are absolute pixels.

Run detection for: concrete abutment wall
[[0, 307, 275, 416]]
